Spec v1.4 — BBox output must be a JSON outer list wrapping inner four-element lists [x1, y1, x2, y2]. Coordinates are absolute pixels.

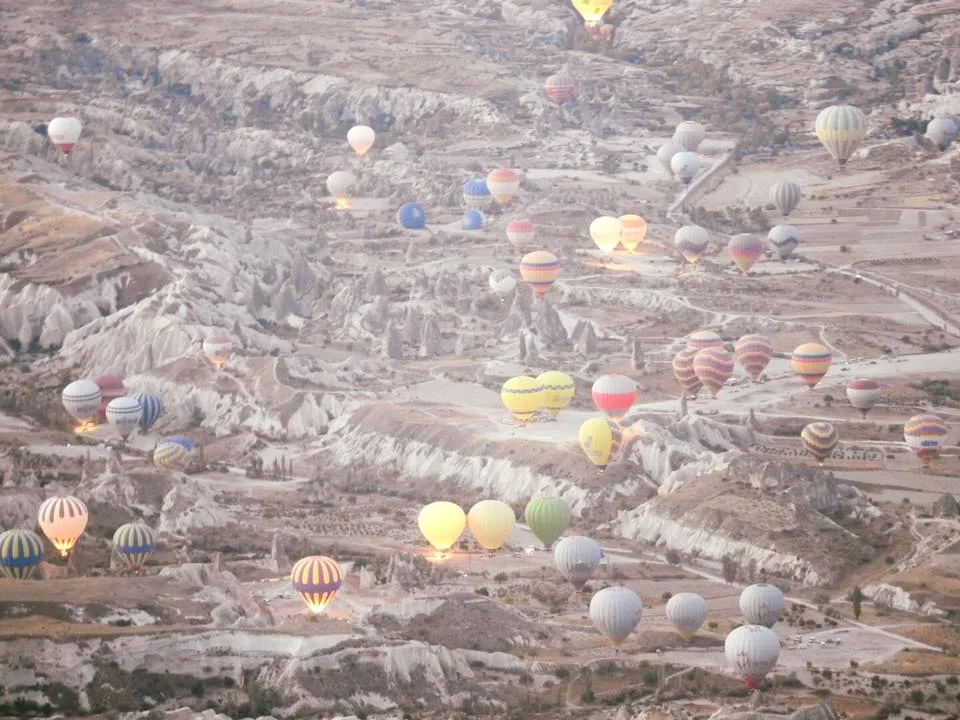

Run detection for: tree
[[721, 555, 739, 584], [851, 585, 864, 620]]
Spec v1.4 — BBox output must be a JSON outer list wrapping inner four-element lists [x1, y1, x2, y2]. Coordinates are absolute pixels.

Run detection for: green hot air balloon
[[524, 497, 570, 549]]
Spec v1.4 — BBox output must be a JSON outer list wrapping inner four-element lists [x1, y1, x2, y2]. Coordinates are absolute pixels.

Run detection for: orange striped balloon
[[791, 342, 831, 389], [904, 414, 948, 468], [692, 347, 734, 398], [686, 330, 724, 352], [291, 555, 343, 613], [734, 334, 774, 381], [672, 347, 702, 396], [800, 422, 838, 464], [519, 250, 560, 301], [618, 214, 648, 252]]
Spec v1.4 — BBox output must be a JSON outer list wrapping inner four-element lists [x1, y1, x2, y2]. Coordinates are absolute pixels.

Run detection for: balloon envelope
[[519, 250, 560, 300], [579, 417, 623, 469], [739, 583, 784, 627], [666, 592, 707, 639], [291, 555, 343, 613], [769, 181, 801, 216], [489, 269, 517, 296], [486, 168, 520, 206], [590, 216, 622, 254], [62, 379, 102, 424], [463, 210, 485, 230], [47, 116, 82, 155], [672, 347, 702, 396], [38, 495, 88, 556], [728, 234, 764, 274], [106, 396, 143, 440], [524, 497, 570, 549], [618, 214, 647, 251], [725, 624, 781, 688], [693, 347, 734, 397], [815, 104, 867, 167], [326, 170, 356, 199], [536, 371, 575, 417], [686, 330, 723, 352], [791, 342, 831, 389], [590, 586, 644, 647], [113, 522, 156, 572], [347, 125, 376, 156], [768, 224, 800, 260], [545, 74, 575, 104], [462, 178, 491, 209], [501, 376, 544, 424], [801, 422, 839, 463], [398, 202, 426, 230], [671, 151, 701, 184], [0, 529, 44, 579], [554, 536, 603, 589], [418, 501, 467, 551], [675, 225, 709, 264], [673, 120, 705, 152], [467, 500, 516, 550], [846, 379, 880, 418], [506, 219, 535, 247], [591, 373, 637, 421], [734, 334, 773, 381], [132, 392, 164, 433]]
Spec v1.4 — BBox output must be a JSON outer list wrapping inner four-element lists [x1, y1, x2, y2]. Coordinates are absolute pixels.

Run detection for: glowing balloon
[[725, 625, 781, 690], [739, 583, 784, 628], [62, 379, 102, 425], [398, 202, 426, 230], [489, 269, 517, 297], [666, 592, 707, 640], [673, 120, 705, 152], [591, 373, 637, 421], [618, 214, 647, 252], [545, 73, 575, 104], [590, 216, 622, 254], [347, 125, 376, 156], [675, 225, 709, 264], [47, 116, 82, 155], [486, 168, 520, 206], [768, 224, 800, 260], [467, 500, 516, 551], [769, 181, 801, 217], [203, 333, 233, 370], [519, 250, 560, 301], [536, 371, 575, 417], [524, 497, 570, 549], [571, 0, 613, 26], [672, 347, 702, 397], [506, 219, 535, 248], [686, 330, 724, 352], [501, 376, 544, 425], [291, 555, 343, 613], [132, 392, 164, 433], [326, 170, 356, 201], [106, 396, 143, 441], [728, 234, 764, 274], [671, 151, 701, 185], [693, 347, 734, 398], [579, 417, 623, 469], [463, 178, 491, 209], [0, 529, 44, 580], [590, 586, 643, 649], [418, 501, 467, 551], [815, 104, 867, 168], [554, 536, 603, 590], [734, 334, 773, 381], [846, 378, 880, 418], [801, 422, 839, 464], [904, 414, 948, 468], [37, 495, 88, 557], [113, 523, 156, 573], [791, 342, 831, 389]]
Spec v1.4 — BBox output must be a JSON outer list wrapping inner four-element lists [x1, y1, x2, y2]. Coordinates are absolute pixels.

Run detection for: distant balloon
[[725, 624, 781, 690], [418, 501, 467, 551], [675, 225, 710, 265], [693, 347, 734, 398], [463, 210, 485, 230], [62, 379, 102, 425], [591, 373, 637, 422], [94, 375, 126, 423], [47, 116, 83, 155], [767, 224, 800, 260], [554, 536, 603, 590], [462, 178, 492, 209], [728, 234, 764, 274], [524, 497, 570, 549], [618, 215, 647, 252], [106, 396, 143, 441], [791, 342, 831, 389], [38, 495, 88, 557], [486, 168, 520, 206], [347, 125, 376, 156], [666, 592, 707, 640], [657, 142, 683, 175], [165, 435, 196, 454], [545, 73, 575, 104], [467, 500, 516, 551], [672, 347, 702, 397], [734, 334, 773, 382], [671, 151, 701, 185], [590, 586, 643, 650], [590, 216, 623, 254], [673, 120, 706, 152], [326, 170, 356, 201], [686, 330, 724, 352], [846, 378, 880, 418], [203, 333, 233, 370], [815, 104, 867, 168], [506, 218, 536, 248], [579, 417, 623, 470], [489, 269, 517, 297], [519, 250, 560, 301], [291, 555, 343, 613], [571, 0, 613, 26], [739, 583, 784, 628], [132, 392, 164, 433], [926, 116, 958, 151], [801, 422, 839, 464], [769, 181, 801, 217], [536, 371, 575, 418], [113, 523, 156, 573], [904, 414, 948, 468], [398, 202, 426, 230], [501, 376, 544, 426], [0, 529, 44, 580], [154, 438, 192, 471]]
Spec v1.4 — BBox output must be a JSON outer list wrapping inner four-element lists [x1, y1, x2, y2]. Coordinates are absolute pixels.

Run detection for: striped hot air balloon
[[846, 379, 880, 419], [672, 347, 702, 397], [693, 347, 734, 398], [728, 234, 764, 274], [37, 495, 89, 557], [61, 379, 102, 426], [545, 73, 575, 104], [675, 225, 709, 265], [618, 214, 647, 252], [768, 224, 800, 260], [486, 168, 520, 206], [591, 373, 637, 421], [0, 529, 44, 580], [769, 182, 801, 217], [106, 396, 143, 441], [524, 498, 569, 549], [462, 178, 491, 209], [801, 422, 839, 465], [501, 376, 544, 426], [791, 343, 831, 389], [734, 334, 774, 382], [154, 436, 194, 471], [113, 523, 156, 573], [132, 392, 165, 433], [904, 414, 948, 468], [519, 250, 560, 301], [536, 371, 575, 418], [94, 375, 126, 423], [291, 555, 343, 613], [579, 417, 623, 470], [815, 104, 867, 168], [506, 218, 535, 248], [686, 330, 724, 352]]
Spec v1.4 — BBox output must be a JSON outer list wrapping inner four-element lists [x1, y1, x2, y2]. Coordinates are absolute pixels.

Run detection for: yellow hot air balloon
[[418, 501, 467, 552], [618, 214, 648, 252], [467, 500, 516, 551], [590, 216, 622, 254], [572, 0, 613, 26], [501, 376, 544, 426], [579, 417, 623, 470], [536, 371, 575, 418]]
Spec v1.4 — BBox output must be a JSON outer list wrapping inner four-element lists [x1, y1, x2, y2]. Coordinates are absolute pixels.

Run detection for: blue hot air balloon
[[133, 392, 164, 433], [463, 210, 485, 230], [398, 202, 426, 230], [164, 435, 195, 454], [113, 522, 157, 573], [462, 178, 491, 209], [0, 528, 44, 580]]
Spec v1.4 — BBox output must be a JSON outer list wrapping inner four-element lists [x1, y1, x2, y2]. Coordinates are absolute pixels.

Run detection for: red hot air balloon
[[545, 74, 575, 104], [591, 373, 637, 422], [94, 375, 126, 423]]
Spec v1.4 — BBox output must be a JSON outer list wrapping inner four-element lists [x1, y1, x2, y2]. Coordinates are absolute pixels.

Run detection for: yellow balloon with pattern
[[501, 376, 544, 425], [536, 371, 575, 417], [579, 417, 623, 469], [572, 0, 613, 25], [418, 501, 467, 551], [467, 500, 517, 551]]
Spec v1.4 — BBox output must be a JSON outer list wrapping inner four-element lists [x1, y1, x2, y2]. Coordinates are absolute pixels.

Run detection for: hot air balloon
[[815, 104, 867, 168], [132, 392, 164, 433], [926, 116, 958, 150], [904, 414, 949, 468], [666, 592, 707, 640], [154, 437, 193, 471], [106, 396, 143, 441], [554, 536, 603, 590], [693, 347, 735, 398], [291, 555, 343, 613], [94, 375, 126, 423], [418, 501, 467, 552], [203, 333, 233, 370], [728, 234, 763, 274], [62, 379, 102, 427], [671, 151, 701, 185], [618, 215, 647, 252], [801, 422, 839, 465], [462, 178, 491, 209], [657, 142, 682, 175], [590, 216, 622, 254], [579, 417, 623, 470], [37, 495, 88, 557], [591, 373, 637, 421], [536, 371, 575, 418], [506, 218, 535, 248], [347, 125, 376, 156], [686, 330, 724, 352], [590, 586, 643, 651], [791, 342, 831, 389], [725, 625, 781, 690], [0, 529, 44, 579], [467, 500, 516, 551], [519, 250, 560, 301], [463, 210, 485, 230], [846, 378, 880, 419], [524, 497, 570, 549], [768, 224, 800, 260], [734, 334, 773, 382], [166, 435, 196, 454], [545, 73, 575, 104], [673, 120, 706, 152], [571, 0, 613, 26], [675, 225, 709, 265], [739, 583, 784, 628], [501, 376, 544, 426], [326, 170, 356, 207], [398, 202, 426, 230], [489, 269, 517, 297], [47, 116, 83, 156], [769, 181, 801, 217], [672, 347, 702, 397], [486, 168, 520, 206], [112, 522, 156, 573]]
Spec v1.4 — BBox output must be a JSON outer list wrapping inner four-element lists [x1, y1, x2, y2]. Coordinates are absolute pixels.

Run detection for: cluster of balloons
[[61, 376, 163, 439], [657, 120, 706, 185], [588, 214, 648, 256]]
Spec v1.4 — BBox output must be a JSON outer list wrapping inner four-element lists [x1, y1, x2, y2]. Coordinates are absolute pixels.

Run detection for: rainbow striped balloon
[[791, 342, 831, 389], [734, 334, 774, 381], [672, 347, 702, 396], [519, 250, 560, 301], [728, 234, 764, 274], [692, 347, 735, 398], [686, 330, 724, 352], [0, 529, 44, 580], [904, 414, 948, 468], [291, 555, 343, 614], [801, 422, 838, 464]]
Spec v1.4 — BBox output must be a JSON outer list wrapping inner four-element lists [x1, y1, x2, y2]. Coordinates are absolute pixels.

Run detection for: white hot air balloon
[[767, 224, 800, 260], [656, 142, 683, 175], [673, 120, 706, 152], [62, 379, 102, 426], [326, 171, 357, 207], [665, 592, 707, 640], [203, 334, 233, 370], [739, 583, 784, 628], [671, 151, 701, 185], [815, 104, 867, 168], [489, 269, 517, 298], [675, 224, 710, 265], [47, 116, 83, 156], [725, 624, 781, 690], [769, 181, 801, 217], [590, 586, 644, 651], [589, 216, 623, 254], [347, 125, 376, 156], [554, 536, 603, 590], [106, 396, 143, 441]]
